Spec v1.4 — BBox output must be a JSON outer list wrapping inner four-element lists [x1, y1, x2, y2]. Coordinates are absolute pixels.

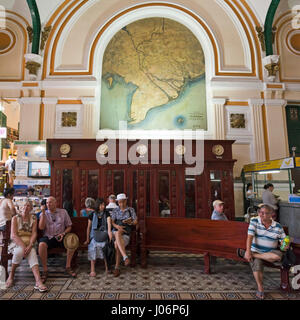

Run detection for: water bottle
[[280, 236, 290, 251]]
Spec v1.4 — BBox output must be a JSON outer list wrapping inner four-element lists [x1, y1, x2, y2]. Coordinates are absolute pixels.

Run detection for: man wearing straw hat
[[110, 193, 137, 277], [38, 196, 78, 282]]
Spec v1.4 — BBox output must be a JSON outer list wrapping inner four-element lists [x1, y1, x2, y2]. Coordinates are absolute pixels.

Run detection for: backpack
[[11, 159, 16, 171]]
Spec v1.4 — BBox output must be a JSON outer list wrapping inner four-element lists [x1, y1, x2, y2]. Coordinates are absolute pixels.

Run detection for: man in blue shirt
[[110, 193, 138, 277], [211, 200, 228, 220]]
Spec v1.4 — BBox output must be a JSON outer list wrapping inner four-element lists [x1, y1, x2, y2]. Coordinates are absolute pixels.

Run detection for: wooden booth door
[[207, 167, 235, 220], [50, 162, 77, 215]]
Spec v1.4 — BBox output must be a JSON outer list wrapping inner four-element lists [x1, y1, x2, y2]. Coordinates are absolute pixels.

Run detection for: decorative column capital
[[212, 98, 226, 106], [264, 99, 287, 107], [18, 97, 41, 105], [248, 99, 264, 108], [80, 97, 96, 105], [42, 97, 58, 105]]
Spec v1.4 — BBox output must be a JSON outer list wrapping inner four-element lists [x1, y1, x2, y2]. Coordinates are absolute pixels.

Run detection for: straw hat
[[63, 233, 79, 251]]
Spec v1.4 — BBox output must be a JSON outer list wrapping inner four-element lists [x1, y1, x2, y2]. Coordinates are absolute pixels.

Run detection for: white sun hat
[[116, 193, 128, 201]]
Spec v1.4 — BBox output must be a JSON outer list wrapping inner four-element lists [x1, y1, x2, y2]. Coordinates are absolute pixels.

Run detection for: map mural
[[100, 18, 207, 130]]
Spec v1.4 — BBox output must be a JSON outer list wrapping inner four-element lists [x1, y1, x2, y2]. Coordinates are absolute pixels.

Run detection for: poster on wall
[[15, 161, 28, 177], [100, 18, 207, 131], [28, 161, 51, 178]]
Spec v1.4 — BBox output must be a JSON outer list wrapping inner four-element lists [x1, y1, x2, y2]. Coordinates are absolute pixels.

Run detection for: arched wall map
[[100, 17, 207, 131]]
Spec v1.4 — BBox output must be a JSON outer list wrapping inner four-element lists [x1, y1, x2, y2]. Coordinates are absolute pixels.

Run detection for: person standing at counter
[[0, 188, 17, 231], [262, 183, 278, 220]]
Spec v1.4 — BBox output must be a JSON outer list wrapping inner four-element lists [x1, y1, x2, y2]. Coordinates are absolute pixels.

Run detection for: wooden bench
[[0, 217, 137, 279], [140, 217, 298, 292]]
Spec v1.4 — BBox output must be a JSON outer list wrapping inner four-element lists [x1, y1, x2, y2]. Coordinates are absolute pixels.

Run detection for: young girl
[[84, 198, 112, 276]]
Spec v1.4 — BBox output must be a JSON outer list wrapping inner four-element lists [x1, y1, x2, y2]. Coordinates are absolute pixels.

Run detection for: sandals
[[65, 267, 77, 278], [34, 283, 48, 293], [41, 271, 48, 283], [237, 248, 246, 259], [89, 272, 96, 277], [255, 290, 265, 300], [124, 257, 130, 267]]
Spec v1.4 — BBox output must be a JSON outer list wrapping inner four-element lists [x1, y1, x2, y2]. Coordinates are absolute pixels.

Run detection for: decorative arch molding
[[43, 1, 261, 80], [0, 12, 29, 81], [274, 11, 300, 83]]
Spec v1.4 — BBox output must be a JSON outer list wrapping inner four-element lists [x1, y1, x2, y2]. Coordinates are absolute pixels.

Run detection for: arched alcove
[[92, 5, 216, 140]]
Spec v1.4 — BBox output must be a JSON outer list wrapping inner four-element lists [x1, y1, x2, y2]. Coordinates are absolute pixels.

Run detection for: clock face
[[60, 143, 71, 155], [98, 144, 109, 155], [212, 144, 224, 156], [136, 144, 148, 155], [175, 144, 186, 155]]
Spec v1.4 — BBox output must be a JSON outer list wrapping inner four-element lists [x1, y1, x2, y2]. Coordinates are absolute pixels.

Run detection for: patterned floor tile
[[2, 251, 299, 300]]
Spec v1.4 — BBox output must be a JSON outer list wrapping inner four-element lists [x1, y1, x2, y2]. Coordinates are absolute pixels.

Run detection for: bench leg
[[280, 266, 291, 293], [130, 245, 136, 267], [204, 253, 210, 274], [71, 250, 78, 269], [141, 246, 147, 269]]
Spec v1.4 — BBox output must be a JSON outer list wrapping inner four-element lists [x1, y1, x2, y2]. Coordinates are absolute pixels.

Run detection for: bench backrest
[[70, 217, 88, 244], [145, 217, 249, 255]]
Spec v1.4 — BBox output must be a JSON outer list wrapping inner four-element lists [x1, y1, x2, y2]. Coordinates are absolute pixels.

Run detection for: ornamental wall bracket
[[264, 62, 280, 77], [24, 53, 43, 80], [25, 61, 41, 76], [27, 26, 33, 43], [256, 26, 266, 52], [40, 25, 52, 51], [262, 55, 280, 82]]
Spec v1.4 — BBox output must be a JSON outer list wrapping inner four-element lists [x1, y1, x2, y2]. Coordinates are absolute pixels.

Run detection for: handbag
[[115, 209, 133, 235], [103, 240, 115, 268], [282, 248, 297, 269], [93, 212, 109, 243]]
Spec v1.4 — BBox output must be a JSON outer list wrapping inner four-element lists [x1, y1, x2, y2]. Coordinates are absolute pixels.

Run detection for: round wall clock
[[60, 143, 71, 155], [136, 144, 148, 156], [98, 143, 109, 155], [175, 144, 186, 155], [212, 144, 224, 156]]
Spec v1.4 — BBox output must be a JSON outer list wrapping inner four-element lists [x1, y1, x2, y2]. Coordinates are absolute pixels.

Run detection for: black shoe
[[237, 248, 245, 259]]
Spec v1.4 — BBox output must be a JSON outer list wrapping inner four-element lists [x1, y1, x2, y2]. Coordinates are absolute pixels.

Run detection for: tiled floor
[[1, 251, 299, 300]]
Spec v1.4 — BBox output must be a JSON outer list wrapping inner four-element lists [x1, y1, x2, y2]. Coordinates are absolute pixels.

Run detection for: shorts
[[250, 249, 283, 272], [112, 230, 130, 247], [39, 236, 65, 250], [11, 246, 39, 268]]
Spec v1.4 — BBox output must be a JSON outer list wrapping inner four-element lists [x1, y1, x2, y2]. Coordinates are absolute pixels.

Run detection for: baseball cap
[[213, 200, 224, 207]]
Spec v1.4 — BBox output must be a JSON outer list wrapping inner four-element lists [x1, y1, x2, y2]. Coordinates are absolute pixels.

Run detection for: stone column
[[248, 99, 265, 162], [42, 97, 58, 140], [264, 99, 289, 159], [212, 98, 226, 140], [18, 97, 41, 140], [81, 97, 96, 138]]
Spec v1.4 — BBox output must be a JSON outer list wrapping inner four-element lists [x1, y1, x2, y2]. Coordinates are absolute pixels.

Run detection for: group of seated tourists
[[0, 191, 137, 292], [0, 188, 295, 300]]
